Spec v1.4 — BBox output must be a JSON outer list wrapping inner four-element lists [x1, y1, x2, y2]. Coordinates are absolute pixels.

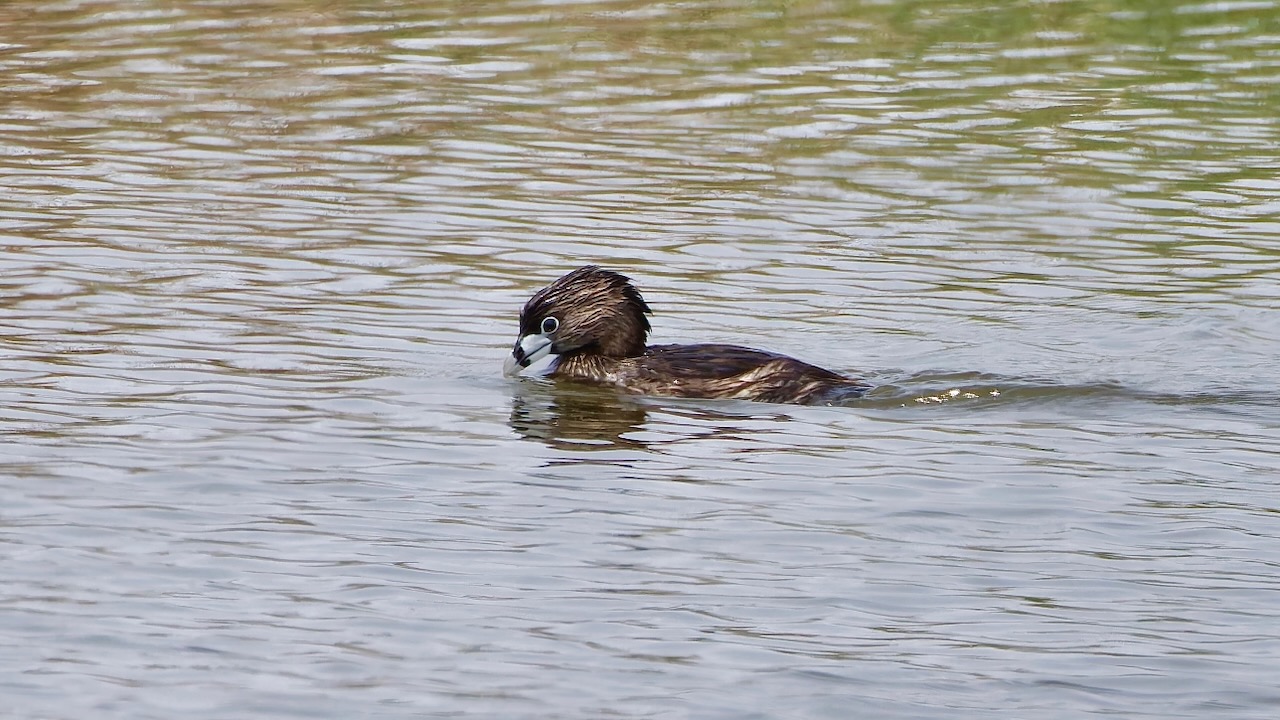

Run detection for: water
[[3, 0, 1280, 717]]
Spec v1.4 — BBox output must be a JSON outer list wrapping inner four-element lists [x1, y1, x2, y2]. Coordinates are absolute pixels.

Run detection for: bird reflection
[[508, 379, 650, 450]]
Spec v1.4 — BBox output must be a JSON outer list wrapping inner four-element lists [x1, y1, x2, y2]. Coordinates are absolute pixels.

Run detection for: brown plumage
[[502, 266, 870, 406]]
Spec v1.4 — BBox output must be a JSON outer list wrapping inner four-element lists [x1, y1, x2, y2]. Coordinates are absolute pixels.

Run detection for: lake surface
[[3, 0, 1280, 718]]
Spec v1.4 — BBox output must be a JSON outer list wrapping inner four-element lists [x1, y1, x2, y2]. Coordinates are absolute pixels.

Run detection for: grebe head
[[503, 266, 651, 376]]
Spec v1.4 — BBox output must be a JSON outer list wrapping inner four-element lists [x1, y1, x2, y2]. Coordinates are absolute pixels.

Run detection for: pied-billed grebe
[[502, 266, 869, 405]]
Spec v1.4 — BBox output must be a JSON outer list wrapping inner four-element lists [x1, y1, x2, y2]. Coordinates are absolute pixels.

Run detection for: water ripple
[[4, 1, 1280, 719]]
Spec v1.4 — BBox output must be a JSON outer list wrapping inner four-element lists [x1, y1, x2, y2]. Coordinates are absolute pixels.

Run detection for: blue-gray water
[[3, 1, 1280, 718]]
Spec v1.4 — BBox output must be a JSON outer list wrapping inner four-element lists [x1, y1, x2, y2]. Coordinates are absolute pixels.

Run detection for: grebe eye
[[540, 316, 558, 334]]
